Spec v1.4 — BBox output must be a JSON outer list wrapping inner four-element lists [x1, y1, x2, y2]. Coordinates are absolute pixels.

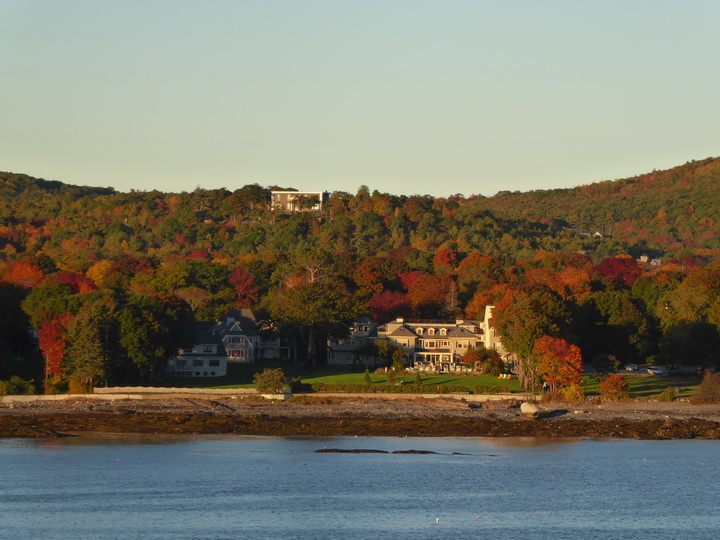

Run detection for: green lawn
[[582, 373, 701, 399], [167, 363, 523, 393], [301, 367, 523, 392], [165, 363, 701, 399]]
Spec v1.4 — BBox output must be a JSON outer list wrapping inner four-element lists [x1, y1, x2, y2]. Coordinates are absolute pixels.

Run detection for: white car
[[646, 366, 664, 375], [624, 363, 638, 371]]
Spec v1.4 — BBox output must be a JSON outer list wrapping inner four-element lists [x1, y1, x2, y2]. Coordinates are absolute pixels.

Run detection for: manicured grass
[[174, 363, 524, 393], [582, 373, 701, 399], [300, 367, 523, 392], [169, 363, 700, 399]]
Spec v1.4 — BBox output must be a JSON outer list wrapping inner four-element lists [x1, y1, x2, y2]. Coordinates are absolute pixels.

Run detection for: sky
[[2, 0, 719, 197]]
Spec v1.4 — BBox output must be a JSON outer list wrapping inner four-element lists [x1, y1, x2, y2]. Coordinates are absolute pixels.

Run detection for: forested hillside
[[468, 157, 720, 255], [1, 158, 719, 393]]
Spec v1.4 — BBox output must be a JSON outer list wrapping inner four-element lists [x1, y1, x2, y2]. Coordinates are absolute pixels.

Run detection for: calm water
[[1, 434, 719, 539]]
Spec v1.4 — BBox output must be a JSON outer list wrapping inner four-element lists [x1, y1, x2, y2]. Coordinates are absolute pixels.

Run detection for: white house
[[328, 306, 513, 372], [167, 309, 289, 377], [326, 317, 379, 366], [270, 191, 329, 212]]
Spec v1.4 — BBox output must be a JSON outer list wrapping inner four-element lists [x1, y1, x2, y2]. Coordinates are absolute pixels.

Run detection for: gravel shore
[[2, 395, 720, 440]]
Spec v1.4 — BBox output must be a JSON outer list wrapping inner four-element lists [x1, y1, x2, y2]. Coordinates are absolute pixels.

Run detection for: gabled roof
[[212, 309, 258, 337], [193, 321, 223, 345], [387, 325, 417, 338], [446, 327, 480, 338]]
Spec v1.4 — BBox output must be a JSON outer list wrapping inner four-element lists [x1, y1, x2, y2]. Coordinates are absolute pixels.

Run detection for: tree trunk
[[307, 325, 317, 367]]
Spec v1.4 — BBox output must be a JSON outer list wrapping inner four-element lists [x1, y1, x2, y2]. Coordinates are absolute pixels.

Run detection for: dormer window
[[417, 328, 424, 335], [428, 328, 435, 336], [439, 328, 447, 336]]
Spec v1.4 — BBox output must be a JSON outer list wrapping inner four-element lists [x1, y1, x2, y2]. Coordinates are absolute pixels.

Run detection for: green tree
[[253, 368, 289, 393], [64, 298, 119, 389], [271, 280, 360, 366]]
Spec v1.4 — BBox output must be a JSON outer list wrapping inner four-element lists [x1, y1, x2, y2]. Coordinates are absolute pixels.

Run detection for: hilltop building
[[270, 191, 329, 212]]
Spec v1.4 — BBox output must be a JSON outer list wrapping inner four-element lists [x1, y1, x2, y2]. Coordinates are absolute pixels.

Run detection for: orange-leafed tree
[[533, 336, 583, 396], [406, 273, 453, 318], [3, 262, 44, 289], [599, 373, 630, 401]]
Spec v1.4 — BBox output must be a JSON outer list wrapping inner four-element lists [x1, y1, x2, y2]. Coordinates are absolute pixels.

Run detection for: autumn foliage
[[599, 374, 630, 401], [533, 336, 583, 394]]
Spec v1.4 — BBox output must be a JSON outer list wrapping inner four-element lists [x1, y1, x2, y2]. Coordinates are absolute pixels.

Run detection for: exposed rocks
[[520, 402, 539, 418], [1, 396, 720, 440]]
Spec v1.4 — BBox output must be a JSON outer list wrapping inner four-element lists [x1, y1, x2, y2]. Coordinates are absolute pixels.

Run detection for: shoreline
[[2, 396, 720, 440]]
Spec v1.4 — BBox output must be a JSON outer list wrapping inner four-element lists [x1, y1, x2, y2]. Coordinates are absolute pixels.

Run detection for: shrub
[[481, 356, 505, 377], [44, 376, 68, 394], [473, 385, 510, 395], [657, 386, 677, 402], [0, 376, 36, 396], [309, 382, 470, 394], [599, 374, 630, 401], [692, 372, 720, 403], [363, 369, 372, 385], [68, 379, 91, 394], [561, 384, 586, 402], [253, 368, 289, 393], [413, 372, 422, 385]]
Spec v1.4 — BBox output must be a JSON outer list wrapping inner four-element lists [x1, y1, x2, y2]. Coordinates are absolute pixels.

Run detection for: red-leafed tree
[[229, 266, 260, 308], [398, 270, 423, 290], [533, 336, 583, 395], [593, 257, 643, 289], [3, 262, 44, 289], [432, 248, 457, 273], [51, 272, 98, 294], [368, 290, 411, 322], [38, 313, 75, 379]]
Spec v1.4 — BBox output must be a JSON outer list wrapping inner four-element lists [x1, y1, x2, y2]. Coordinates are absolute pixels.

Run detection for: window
[[203, 345, 213, 353], [209, 359, 220, 367], [428, 328, 435, 336], [228, 336, 244, 345], [193, 359, 203, 367], [416, 328, 424, 335], [210, 372, 215, 376], [440, 328, 447, 336], [175, 360, 187, 367]]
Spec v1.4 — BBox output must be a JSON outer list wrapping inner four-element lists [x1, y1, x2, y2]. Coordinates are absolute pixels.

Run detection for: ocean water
[[1, 434, 718, 540]]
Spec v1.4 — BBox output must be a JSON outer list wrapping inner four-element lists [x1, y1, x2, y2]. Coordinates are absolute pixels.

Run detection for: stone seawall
[[1, 388, 537, 405]]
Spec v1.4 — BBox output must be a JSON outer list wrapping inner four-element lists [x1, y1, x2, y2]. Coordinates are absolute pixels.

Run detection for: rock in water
[[520, 402, 539, 418]]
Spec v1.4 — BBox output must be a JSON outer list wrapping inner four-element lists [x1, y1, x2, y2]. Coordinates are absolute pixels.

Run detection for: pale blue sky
[[2, 0, 719, 197]]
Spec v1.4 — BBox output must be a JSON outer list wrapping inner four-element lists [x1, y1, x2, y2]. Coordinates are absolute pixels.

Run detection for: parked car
[[624, 363, 638, 371], [646, 366, 665, 375]]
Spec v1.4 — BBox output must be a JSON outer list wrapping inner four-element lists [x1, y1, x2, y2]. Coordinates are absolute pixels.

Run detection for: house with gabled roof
[[326, 316, 379, 366], [167, 308, 289, 377], [328, 306, 513, 372]]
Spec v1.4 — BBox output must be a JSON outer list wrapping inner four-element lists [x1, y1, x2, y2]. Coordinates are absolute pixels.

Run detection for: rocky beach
[[2, 395, 720, 440]]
